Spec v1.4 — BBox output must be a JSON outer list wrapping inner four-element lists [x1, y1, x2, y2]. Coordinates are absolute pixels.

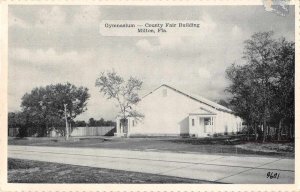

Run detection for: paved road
[[8, 145, 294, 184]]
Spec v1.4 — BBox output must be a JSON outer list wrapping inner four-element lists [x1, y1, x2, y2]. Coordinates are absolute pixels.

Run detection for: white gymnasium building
[[115, 84, 243, 138]]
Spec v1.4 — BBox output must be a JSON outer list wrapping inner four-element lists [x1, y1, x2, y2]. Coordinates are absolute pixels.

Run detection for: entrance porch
[[189, 108, 216, 137], [115, 117, 135, 137]]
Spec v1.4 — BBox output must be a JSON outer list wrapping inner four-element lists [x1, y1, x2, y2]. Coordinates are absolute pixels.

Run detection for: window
[[199, 117, 201, 125], [192, 119, 195, 126], [162, 89, 167, 97], [204, 117, 214, 125], [132, 120, 135, 127], [204, 118, 210, 125]]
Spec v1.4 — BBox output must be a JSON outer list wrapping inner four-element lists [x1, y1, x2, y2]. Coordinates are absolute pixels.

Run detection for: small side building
[[115, 84, 243, 137]]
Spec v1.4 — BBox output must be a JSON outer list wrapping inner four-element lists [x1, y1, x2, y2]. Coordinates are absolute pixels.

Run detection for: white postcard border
[[0, 0, 299, 191]]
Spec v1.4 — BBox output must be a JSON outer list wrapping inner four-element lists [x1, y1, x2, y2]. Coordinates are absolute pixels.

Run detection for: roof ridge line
[[143, 84, 233, 114]]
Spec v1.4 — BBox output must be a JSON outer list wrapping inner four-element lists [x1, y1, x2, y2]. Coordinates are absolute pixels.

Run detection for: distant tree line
[[225, 31, 294, 142], [74, 118, 115, 127]]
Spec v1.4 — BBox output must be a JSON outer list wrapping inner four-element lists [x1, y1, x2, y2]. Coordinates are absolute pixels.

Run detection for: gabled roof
[[143, 84, 233, 113], [189, 107, 217, 115]]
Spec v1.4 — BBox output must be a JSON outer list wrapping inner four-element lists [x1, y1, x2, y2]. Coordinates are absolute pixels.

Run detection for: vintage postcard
[[0, 0, 299, 191]]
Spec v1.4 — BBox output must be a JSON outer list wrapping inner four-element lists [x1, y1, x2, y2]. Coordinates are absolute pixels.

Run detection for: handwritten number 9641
[[267, 172, 280, 179]]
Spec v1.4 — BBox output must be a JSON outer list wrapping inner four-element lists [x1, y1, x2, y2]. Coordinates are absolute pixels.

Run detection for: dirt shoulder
[[8, 158, 215, 183]]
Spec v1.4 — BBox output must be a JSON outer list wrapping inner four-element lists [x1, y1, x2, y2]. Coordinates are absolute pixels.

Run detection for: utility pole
[[64, 104, 69, 140]]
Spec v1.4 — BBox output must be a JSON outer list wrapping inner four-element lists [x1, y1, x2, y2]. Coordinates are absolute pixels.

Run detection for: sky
[[8, 5, 295, 121]]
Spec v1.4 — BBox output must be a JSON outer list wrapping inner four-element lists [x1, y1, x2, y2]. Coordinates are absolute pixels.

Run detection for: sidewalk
[[8, 145, 294, 184]]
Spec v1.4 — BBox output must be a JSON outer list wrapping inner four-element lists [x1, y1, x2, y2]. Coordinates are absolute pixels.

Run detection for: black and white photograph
[[2, 1, 297, 187]]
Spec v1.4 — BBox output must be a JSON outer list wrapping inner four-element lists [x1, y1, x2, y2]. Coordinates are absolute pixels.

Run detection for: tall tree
[[226, 31, 294, 142], [226, 63, 262, 140], [271, 39, 295, 140], [95, 71, 143, 129], [47, 83, 90, 139], [8, 111, 29, 137], [8, 112, 25, 128], [21, 87, 56, 136], [243, 31, 276, 142], [216, 99, 231, 109], [21, 83, 90, 137]]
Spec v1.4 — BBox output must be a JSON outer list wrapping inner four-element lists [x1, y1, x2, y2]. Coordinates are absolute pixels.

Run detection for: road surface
[[8, 145, 294, 184]]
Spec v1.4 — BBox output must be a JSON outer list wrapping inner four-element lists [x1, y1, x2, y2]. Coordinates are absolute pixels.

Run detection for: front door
[[121, 119, 128, 133], [204, 117, 212, 134]]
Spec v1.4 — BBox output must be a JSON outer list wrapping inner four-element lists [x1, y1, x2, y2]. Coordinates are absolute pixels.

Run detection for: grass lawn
[[236, 142, 294, 153], [8, 158, 213, 183], [8, 136, 294, 158]]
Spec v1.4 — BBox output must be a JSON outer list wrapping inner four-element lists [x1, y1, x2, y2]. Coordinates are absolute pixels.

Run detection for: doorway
[[120, 118, 128, 133]]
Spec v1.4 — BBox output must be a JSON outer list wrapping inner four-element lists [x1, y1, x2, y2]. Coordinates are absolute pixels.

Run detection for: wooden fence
[[70, 126, 116, 137], [9, 126, 116, 137], [50, 126, 116, 137]]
